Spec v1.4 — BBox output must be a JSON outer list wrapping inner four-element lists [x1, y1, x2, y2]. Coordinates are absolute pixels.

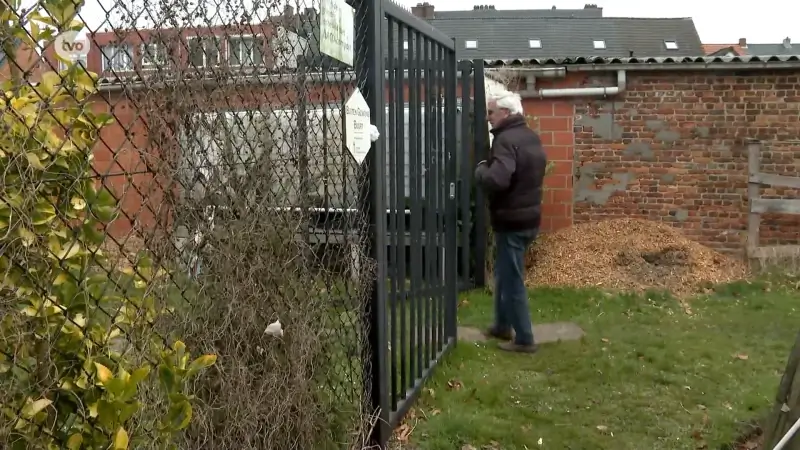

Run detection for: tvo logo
[[54, 31, 90, 61]]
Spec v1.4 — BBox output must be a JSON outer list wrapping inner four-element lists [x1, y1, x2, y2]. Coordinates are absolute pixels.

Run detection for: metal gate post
[[444, 46, 459, 342], [472, 59, 489, 288], [355, 0, 389, 445]]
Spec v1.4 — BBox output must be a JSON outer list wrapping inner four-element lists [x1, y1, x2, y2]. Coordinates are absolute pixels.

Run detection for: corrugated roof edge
[[93, 55, 800, 91], [484, 54, 800, 71]]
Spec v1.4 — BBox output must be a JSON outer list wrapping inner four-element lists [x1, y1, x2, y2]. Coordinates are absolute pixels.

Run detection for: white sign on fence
[[344, 88, 371, 165], [319, 0, 354, 66]]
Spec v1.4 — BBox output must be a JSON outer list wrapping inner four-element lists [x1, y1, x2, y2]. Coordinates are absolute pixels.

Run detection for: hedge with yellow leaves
[[0, 1, 215, 448]]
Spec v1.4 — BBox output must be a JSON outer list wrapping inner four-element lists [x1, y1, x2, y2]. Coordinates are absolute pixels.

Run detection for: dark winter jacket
[[474, 114, 547, 232]]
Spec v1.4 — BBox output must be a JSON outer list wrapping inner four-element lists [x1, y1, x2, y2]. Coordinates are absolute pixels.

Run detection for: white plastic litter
[[369, 124, 380, 142], [264, 319, 283, 337]]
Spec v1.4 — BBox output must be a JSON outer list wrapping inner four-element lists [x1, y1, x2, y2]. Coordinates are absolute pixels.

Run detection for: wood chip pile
[[526, 218, 748, 295]]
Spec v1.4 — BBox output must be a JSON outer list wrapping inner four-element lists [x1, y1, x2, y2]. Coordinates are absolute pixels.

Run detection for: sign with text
[[319, 0, 354, 66], [344, 88, 371, 165], [54, 30, 90, 62]]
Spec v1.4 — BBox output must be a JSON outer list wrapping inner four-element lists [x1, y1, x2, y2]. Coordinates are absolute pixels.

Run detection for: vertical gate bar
[[322, 81, 330, 211], [358, 0, 388, 445], [472, 59, 489, 288], [423, 37, 434, 366], [413, 30, 424, 380], [340, 74, 348, 220], [444, 46, 458, 341], [407, 28, 420, 388], [395, 23, 408, 400], [386, 16, 399, 410], [433, 43, 443, 356], [458, 61, 473, 289], [437, 45, 446, 350], [321, 84, 332, 270], [418, 36, 428, 374]]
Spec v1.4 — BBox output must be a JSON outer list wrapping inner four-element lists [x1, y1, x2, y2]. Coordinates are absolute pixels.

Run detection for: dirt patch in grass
[[731, 423, 763, 450], [526, 218, 748, 295]]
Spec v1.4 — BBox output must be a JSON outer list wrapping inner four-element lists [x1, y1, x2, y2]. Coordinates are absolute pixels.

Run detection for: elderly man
[[474, 91, 547, 354]]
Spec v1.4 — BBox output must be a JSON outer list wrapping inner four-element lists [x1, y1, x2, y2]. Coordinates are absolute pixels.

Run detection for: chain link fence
[[0, 0, 378, 448]]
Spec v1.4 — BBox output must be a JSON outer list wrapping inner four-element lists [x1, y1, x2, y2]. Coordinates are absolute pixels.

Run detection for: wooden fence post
[[763, 331, 800, 449]]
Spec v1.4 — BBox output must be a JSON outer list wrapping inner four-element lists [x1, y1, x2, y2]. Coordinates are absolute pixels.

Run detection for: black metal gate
[[457, 60, 490, 292], [354, 0, 487, 445]]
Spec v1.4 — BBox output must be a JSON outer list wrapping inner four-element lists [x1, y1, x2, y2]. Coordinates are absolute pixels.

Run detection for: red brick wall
[[517, 69, 800, 253], [519, 75, 581, 233], [92, 69, 800, 253]]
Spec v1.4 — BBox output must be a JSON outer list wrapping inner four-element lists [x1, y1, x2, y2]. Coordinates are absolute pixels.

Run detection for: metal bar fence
[[357, 0, 390, 444], [472, 60, 490, 289], [456, 59, 489, 292], [366, 1, 466, 446], [0, 0, 487, 446], [0, 1, 378, 449]]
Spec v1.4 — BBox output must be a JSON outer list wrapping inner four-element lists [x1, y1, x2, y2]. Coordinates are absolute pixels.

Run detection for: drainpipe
[[520, 70, 627, 98]]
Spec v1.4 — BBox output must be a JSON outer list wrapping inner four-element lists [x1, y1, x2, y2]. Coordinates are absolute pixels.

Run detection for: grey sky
[[38, 0, 796, 46]]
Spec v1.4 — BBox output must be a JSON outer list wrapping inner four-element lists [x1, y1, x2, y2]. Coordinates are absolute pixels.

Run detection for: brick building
[[0, 38, 47, 82], [39, 18, 311, 238], [36, 4, 799, 256], [495, 55, 800, 254]]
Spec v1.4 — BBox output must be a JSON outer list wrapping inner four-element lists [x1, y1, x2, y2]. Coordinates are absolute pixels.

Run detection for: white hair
[[489, 91, 524, 115]]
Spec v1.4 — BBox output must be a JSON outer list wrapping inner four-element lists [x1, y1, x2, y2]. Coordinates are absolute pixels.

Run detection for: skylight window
[[465, 40, 478, 49], [593, 39, 606, 49], [529, 39, 542, 49], [664, 40, 679, 50]]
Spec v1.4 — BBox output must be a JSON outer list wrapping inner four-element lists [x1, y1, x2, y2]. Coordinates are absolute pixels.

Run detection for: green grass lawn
[[400, 277, 800, 450]]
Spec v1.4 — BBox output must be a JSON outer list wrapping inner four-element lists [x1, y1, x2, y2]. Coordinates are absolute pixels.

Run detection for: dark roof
[[746, 42, 797, 56], [426, 17, 704, 60], [432, 7, 603, 20]]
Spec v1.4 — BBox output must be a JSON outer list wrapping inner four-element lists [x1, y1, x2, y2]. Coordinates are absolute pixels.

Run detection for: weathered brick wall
[[519, 69, 800, 253], [94, 68, 800, 253]]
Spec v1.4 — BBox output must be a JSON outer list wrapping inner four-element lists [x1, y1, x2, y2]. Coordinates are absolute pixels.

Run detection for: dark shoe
[[483, 327, 513, 341], [498, 341, 539, 354]]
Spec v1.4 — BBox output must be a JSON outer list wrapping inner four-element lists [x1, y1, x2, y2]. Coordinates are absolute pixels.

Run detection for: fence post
[[471, 59, 488, 288], [457, 60, 472, 290], [356, 0, 389, 445], [746, 139, 761, 258], [444, 46, 459, 342]]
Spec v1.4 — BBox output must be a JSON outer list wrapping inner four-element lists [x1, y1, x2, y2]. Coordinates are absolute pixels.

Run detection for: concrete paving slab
[[534, 322, 585, 343], [457, 326, 486, 343], [458, 322, 585, 344]]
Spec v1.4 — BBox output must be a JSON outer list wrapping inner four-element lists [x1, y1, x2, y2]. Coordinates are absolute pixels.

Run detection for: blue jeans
[[493, 229, 538, 345]]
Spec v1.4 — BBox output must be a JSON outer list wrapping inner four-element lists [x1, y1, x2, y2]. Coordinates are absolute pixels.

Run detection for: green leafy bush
[[0, 2, 215, 448]]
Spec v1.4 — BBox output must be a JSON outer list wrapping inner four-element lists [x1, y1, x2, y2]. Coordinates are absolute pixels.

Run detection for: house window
[[465, 40, 478, 49], [141, 41, 168, 68], [664, 40, 679, 50], [529, 39, 542, 49], [228, 35, 263, 66], [188, 36, 222, 68], [403, 40, 408, 50], [59, 55, 88, 71], [101, 44, 133, 72], [593, 39, 606, 49]]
